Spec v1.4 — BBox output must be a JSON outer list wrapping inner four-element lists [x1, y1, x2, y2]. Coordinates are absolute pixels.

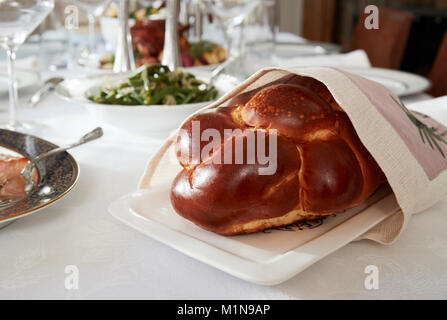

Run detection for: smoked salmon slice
[[0, 154, 39, 200]]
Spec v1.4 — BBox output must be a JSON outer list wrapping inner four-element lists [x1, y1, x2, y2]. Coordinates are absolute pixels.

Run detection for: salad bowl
[[55, 68, 240, 137]]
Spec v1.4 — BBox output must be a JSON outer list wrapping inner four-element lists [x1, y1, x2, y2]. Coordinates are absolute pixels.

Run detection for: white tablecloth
[[0, 61, 446, 299]]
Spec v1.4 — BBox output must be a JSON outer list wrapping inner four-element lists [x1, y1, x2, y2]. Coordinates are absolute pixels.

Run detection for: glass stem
[[87, 13, 96, 54], [223, 27, 233, 57], [238, 23, 245, 56], [6, 47, 18, 128]]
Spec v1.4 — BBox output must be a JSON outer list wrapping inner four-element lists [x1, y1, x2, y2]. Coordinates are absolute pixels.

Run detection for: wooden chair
[[428, 31, 447, 97], [349, 7, 413, 69]]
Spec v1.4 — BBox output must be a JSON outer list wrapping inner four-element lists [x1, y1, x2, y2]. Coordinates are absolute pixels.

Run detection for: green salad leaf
[[189, 41, 217, 59], [129, 6, 158, 19], [88, 64, 218, 106]]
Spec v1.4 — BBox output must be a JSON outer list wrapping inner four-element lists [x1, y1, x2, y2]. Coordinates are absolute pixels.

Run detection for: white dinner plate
[[109, 145, 400, 285], [0, 69, 40, 95], [341, 67, 431, 97], [275, 42, 341, 57], [251, 41, 341, 58]]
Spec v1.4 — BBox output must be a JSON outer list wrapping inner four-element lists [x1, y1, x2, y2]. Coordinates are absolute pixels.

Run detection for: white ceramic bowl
[[55, 70, 240, 137]]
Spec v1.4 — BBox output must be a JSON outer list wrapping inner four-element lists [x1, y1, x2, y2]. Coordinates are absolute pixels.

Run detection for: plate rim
[[0, 129, 80, 223], [340, 66, 431, 97], [109, 190, 398, 286]]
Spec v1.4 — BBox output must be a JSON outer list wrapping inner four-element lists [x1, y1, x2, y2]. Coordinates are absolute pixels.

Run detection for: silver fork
[[28, 77, 64, 107], [0, 127, 103, 210]]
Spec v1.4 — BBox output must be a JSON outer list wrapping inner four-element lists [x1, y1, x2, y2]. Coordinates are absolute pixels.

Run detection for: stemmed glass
[[203, 0, 260, 56], [137, 0, 162, 7], [242, 0, 278, 76], [0, 0, 54, 131], [71, 0, 111, 64]]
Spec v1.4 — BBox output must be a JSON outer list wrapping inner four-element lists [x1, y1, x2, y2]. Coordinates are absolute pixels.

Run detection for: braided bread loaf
[[171, 76, 385, 235]]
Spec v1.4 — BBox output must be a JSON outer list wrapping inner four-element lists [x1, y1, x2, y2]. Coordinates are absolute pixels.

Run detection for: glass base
[[0, 120, 48, 135], [76, 44, 108, 69], [77, 52, 104, 69]]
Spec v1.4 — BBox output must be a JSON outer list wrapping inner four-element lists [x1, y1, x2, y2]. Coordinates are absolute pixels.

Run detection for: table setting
[[0, 0, 446, 300]]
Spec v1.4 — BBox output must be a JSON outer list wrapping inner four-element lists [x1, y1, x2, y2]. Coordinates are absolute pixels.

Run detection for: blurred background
[[3, 0, 447, 106], [280, 0, 447, 78], [51, 0, 447, 77]]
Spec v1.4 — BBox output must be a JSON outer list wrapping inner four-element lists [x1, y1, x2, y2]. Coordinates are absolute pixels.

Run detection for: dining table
[[0, 31, 446, 300]]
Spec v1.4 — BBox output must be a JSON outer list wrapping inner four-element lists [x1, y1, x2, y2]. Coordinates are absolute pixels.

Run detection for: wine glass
[[71, 0, 111, 63], [137, 0, 163, 7], [242, 0, 278, 76], [204, 0, 260, 56], [0, 0, 54, 131]]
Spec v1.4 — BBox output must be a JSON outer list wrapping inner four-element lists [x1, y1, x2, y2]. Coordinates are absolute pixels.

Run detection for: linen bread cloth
[[139, 67, 447, 244]]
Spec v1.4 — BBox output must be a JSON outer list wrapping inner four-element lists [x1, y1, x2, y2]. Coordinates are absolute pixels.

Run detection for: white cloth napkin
[[272, 49, 372, 68]]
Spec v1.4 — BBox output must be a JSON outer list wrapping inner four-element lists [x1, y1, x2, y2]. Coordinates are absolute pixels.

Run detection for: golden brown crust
[[190, 208, 327, 236], [170, 78, 385, 235]]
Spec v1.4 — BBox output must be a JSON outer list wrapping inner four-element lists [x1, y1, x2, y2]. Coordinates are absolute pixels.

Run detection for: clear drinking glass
[[203, 0, 260, 57], [0, 0, 54, 131], [71, 0, 111, 63], [137, 0, 161, 7], [242, 0, 278, 76]]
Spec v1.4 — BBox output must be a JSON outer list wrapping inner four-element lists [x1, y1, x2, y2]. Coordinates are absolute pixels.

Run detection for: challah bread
[[171, 78, 385, 235]]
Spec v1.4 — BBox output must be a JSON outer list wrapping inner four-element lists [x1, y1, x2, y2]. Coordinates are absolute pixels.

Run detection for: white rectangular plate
[[110, 146, 400, 285], [110, 180, 399, 285]]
